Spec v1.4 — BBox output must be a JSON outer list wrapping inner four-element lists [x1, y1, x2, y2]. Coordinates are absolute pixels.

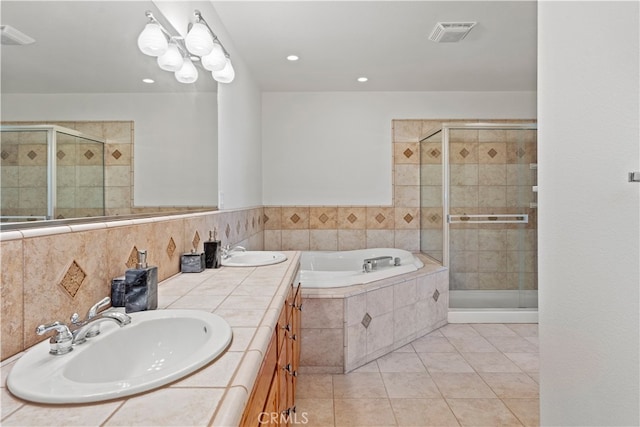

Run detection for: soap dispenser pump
[[204, 229, 222, 269], [124, 249, 158, 313]]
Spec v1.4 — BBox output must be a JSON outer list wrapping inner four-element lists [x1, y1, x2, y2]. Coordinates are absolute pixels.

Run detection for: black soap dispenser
[[125, 249, 158, 313], [204, 229, 222, 269]]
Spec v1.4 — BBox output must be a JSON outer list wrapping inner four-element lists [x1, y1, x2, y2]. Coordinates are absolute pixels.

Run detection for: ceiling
[[0, 1, 537, 94]]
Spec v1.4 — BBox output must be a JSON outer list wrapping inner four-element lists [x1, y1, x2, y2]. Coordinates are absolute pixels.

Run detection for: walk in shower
[[0, 125, 105, 223], [420, 122, 537, 322]]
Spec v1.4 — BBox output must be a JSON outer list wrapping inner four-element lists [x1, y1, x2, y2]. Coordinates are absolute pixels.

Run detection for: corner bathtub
[[299, 248, 424, 288]]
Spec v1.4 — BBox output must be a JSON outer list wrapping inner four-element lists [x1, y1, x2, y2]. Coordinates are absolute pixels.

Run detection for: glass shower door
[[446, 124, 537, 309]]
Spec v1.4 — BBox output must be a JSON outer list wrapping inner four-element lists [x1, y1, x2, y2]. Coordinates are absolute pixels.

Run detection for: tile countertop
[[0, 251, 301, 427]]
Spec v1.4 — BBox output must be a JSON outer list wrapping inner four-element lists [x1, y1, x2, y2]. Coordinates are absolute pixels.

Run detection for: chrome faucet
[[71, 311, 131, 345], [36, 321, 74, 355], [362, 255, 401, 272], [221, 244, 246, 259], [70, 296, 111, 339]]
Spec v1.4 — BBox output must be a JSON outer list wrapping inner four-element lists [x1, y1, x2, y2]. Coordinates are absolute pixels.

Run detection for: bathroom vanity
[[0, 252, 301, 427]]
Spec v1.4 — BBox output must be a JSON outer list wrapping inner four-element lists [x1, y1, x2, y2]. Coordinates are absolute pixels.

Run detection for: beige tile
[[461, 352, 522, 373], [419, 352, 474, 373], [310, 206, 338, 229], [295, 398, 335, 427], [393, 120, 423, 143], [506, 324, 538, 338], [394, 186, 420, 208], [105, 388, 223, 426], [301, 298, 344, 329], [2, 399, 120, 426], [301, 328, 344, 368], [1, 240, 24, 360], [446, 398, 522, 426], [430, 373, 497, 398], [167, 294, 226, 311], [310, 230, 338, 251], [350, 360, 380, 373], [411, 335, 457, 353], [502, 398, 540, 427], [376, 351, 427, 373], [366, 207, 395, 230], [338, 229, 366, 250], [394, 142, 420, 164], [332, 372, 387, 399], [171, 351, 243, 388], [337, 206, 367, 230], [395, 164, 420, 186], [296, 374, 334, 399], [479, 373, 539, 398], [390, 398, 460, 426], [366, 230, 395, 248], [381, 372, 441, 398], [394, 207, 420, 229], [394, 230, 420, 252], [485, 336, 538, 353], [334, 398, 396, 426], [263, 206, 282, 230], [503, 353, 539, 373], [281, 229, 310, 250], [448, 336, 498, 353]]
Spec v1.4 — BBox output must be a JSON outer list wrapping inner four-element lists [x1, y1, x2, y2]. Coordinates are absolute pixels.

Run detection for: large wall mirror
[[1, 1, 218, 229]]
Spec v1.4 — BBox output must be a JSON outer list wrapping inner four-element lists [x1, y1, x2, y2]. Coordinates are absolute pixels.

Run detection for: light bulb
[[185, 22, 213, 56], [157, 42, 184, 72], [212, 59, 235, 83], [201, 43, 226, 71], [137, 23, 168, 57], [175, 58, 198, 83]]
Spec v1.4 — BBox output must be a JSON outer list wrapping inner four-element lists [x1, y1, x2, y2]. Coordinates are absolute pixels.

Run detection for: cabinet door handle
[[281, 323, 291, 332], [282, 363, 292, 373], [289, 333, 297, 341]]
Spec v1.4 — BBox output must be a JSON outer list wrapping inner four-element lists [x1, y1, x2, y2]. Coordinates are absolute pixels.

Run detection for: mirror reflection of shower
[[420, 122, 537, 312], [1, 125, 105, 223]]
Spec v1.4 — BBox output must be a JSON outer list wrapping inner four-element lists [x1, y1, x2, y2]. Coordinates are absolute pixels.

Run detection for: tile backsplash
[[0, 207, 264, 360]]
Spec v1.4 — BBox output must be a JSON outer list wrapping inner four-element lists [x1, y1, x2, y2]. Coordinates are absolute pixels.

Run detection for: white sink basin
[[222, 251, 287, 267], [7, 309, 232, 404]]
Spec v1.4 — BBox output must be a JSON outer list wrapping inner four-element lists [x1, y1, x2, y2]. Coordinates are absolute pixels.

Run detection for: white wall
[[538, 2, 640, 425], [1, 92, 218, 207], [262, 91, 536, 205]]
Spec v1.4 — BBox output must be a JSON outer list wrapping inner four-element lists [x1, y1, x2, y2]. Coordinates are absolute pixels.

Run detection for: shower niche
[[420, 122, 538, 312]]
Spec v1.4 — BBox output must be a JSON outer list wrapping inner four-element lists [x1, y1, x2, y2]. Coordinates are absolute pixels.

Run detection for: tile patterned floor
[[296, 323, 539, 427]]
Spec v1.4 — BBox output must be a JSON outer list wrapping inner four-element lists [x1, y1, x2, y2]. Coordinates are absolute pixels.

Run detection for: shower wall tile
[[2, 166, 19, 187], [394, 207, 420, 230], [18, 144, 47, 166], [75, 122, 106, 139], [310, 206, 337, 229], [479, 165, 507, 185], [19, 187, 47, 210], [421, 164, 442, 185], [105, 186, 131, 209], [478, 128, 508, 143], [478, 251, 507, 273], [478, 186, 507, 208], [105, 165, 131, 187], [393, 120, 422, 143], [105, 143, 131, 166], [420, 120, 443, 139], [421, 142, 443, 165], [394, 230, 420, 252], [478, 230, 507, 251], [0, 143, 19, 166], [18, 166, 47, 188], [394, 143, 420, 164], [450, 142, 479, 164], [103, 121, 133, 144], [394, 164, 420, 186], [394, 186, 420, 208], [263, 230, 281, 251], [420, 230, 443, 251], [479, 142, 507, 164], [450, 164, 479, 186], [421, 208, 443, 230], [421, 186, 442, 208], [1, 239, 24, 360]]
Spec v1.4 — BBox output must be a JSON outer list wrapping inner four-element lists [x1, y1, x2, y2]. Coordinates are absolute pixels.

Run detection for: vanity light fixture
[[137, 10, 234, 84]]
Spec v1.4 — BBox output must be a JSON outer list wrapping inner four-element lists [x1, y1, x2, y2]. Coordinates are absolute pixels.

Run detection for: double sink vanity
[[2, 251, 300, 427]]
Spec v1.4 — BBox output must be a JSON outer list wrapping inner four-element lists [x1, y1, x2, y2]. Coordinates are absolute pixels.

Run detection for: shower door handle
[[629, 172, 640, 182]]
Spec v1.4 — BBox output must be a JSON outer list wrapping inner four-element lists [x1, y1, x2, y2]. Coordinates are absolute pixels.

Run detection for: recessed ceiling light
[[357, 77, 368, 82], [286, 55, 299, 61], [142, 78, 155, 84]]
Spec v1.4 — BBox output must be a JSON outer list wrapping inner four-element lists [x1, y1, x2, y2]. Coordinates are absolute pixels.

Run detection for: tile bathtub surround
[[295, 322, 539, 427], [300, 256, 449, 373], [0, 207, 265, 360], [0, 251, 301, 427]]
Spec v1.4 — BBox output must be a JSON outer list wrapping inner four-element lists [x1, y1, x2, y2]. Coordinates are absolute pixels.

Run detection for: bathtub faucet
[[363, 256, 395, 272]]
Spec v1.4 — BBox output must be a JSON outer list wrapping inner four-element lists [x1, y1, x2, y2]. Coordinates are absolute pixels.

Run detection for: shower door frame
[[440, 122, 537, 269]]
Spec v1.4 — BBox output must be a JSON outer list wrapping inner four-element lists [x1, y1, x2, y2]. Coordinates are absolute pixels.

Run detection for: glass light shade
[[212, 59, 235, 83], [201, 43, 226, 71], [157, 43, 184, 72], [185, 23, 213, 56], [137, 23, 168, 56], [175, 58, 198, 83]]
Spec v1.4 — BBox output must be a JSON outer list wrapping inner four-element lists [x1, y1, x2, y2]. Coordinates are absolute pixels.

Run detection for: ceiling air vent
[[428, 22, 476, 43], [1, 25, 35, 45]]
